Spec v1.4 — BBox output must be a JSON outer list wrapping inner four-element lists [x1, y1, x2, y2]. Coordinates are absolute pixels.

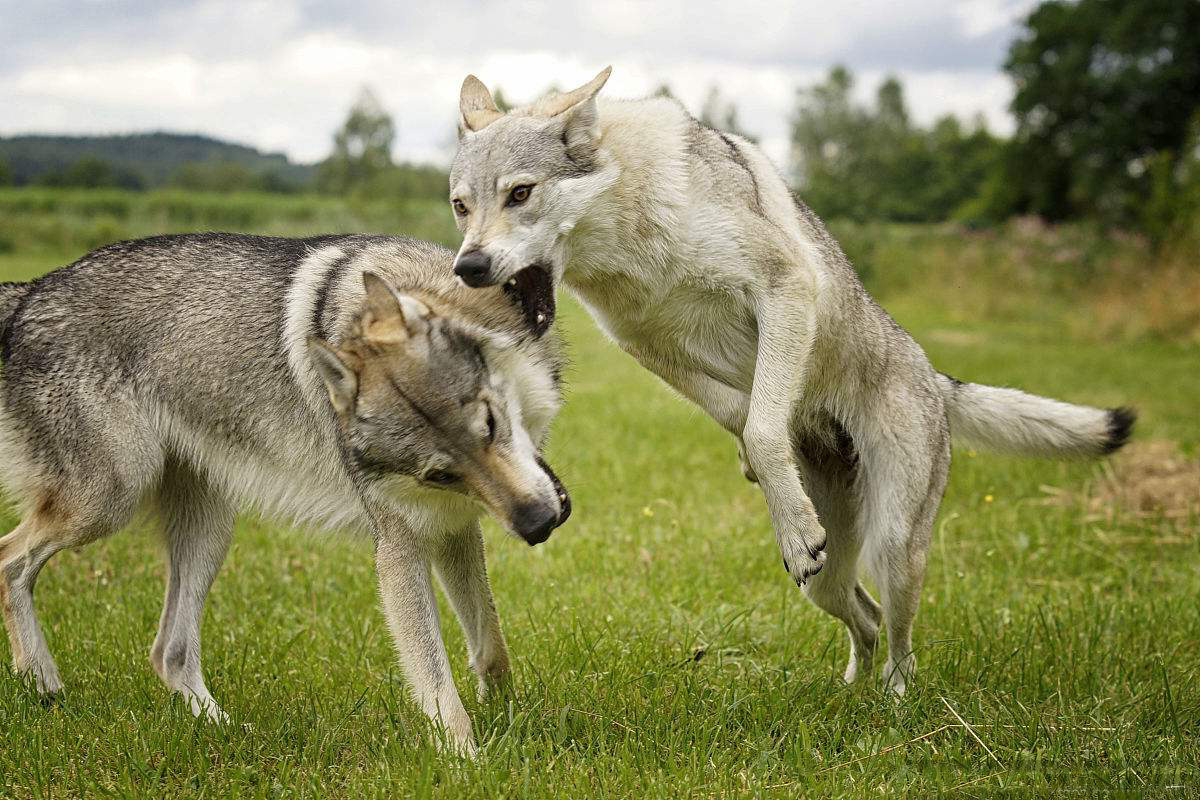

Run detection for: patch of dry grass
[[1042, 440, 1200, 524]]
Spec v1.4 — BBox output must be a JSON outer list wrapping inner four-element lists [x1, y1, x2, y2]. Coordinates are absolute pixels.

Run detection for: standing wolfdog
[[447, 68, 1134, 694], [0, 233, 569, 753]]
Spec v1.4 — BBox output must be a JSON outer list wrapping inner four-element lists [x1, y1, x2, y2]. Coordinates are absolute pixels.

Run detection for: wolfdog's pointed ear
[[459, 75, 504, 134], [540, 66, 611, 161], [538, 66, 611, 117], [361, 271, 431, 343], [308, 337, 358, 414]]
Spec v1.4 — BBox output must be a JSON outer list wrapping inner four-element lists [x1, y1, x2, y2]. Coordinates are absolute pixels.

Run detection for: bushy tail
[[0, 281, 33, 344], [938, 373, 1134, 458]]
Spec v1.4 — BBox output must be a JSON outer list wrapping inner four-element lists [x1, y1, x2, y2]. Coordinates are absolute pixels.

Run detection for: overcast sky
[[0, 0, 1037, 168]]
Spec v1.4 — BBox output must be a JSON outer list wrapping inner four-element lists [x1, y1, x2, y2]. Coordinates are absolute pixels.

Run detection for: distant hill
[[0, 132, 314, 189]]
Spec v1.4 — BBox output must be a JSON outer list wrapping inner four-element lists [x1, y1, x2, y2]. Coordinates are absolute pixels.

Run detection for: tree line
[[790, 0, 1198, 240], [1, 0, 1194, 239], [0, 132, 312, 193]]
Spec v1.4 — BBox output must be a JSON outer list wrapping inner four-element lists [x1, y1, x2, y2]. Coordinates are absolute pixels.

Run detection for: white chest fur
[[569, 263, 760, 397]]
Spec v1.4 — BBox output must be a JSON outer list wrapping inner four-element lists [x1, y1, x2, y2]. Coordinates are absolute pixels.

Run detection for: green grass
[[0, 192, 1197, 797]]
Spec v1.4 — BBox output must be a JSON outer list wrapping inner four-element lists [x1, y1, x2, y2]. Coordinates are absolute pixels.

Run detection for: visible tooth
[[506, 279, 516, 288], [536, 312, 546, 324]]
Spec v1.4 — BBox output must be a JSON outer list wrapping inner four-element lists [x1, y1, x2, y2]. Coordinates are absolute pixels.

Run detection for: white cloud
[[0, 1, 1029, 168], [952, 0, 1038, 38]]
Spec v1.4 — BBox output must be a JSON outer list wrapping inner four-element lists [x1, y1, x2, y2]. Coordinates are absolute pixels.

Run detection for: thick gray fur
[[0, 233, 568, 754]]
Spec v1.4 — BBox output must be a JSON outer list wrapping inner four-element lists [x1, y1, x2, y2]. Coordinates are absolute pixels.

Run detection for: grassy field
[[0, 190, 1197, 798]]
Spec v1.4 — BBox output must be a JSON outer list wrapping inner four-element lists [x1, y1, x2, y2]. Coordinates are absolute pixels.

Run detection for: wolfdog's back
[[0, 234, 379, 527]]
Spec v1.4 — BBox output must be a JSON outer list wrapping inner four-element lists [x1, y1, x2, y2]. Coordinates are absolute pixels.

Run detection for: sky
[[0, 0, 1038, 169]]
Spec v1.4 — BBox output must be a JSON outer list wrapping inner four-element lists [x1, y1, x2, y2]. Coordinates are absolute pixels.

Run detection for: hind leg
[[857, 402, 951, 696], [0, 517, 71, 694], [802, 533, 880, 684], [149, 464, 233, 722], [0, 370, 163, 696], [794, 441, 882, 684], [0, 493, 135, 694]]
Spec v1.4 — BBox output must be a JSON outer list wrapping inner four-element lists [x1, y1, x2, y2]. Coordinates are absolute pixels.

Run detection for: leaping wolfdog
[[446, 68, 1133, 695], [0, 233, 570, 753]]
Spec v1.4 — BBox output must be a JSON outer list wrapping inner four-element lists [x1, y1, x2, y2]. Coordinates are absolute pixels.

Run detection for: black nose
[[454, 250, 493, 287], [513, 503, 558, 546]]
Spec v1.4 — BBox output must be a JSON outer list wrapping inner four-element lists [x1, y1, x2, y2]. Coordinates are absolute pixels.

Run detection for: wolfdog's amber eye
[[452, 199, 468, 216], [507, 185, 532, 205], [424, 470, 458, 485]]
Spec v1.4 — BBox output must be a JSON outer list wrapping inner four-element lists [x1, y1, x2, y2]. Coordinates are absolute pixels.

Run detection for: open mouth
[[502, 265, 555, 337], [536, 455, 572, 527]]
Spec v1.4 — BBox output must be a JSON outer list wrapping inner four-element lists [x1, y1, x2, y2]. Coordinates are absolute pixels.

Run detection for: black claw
[[783, 558, 790, 573]]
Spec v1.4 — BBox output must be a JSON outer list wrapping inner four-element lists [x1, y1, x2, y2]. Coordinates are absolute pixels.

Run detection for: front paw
[[779, 528, 827, 585]]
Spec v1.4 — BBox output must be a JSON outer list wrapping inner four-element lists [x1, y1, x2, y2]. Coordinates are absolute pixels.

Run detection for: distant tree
[[863, 77, 920, 219], [790, 67, 1002, 222], [0, 133, 311, 189], [698, 85, 758, 142], [926, 116, 1004, 224], [999, 0, 1200, 225], [256, 169, 300, 194], [790, 66, 874, 219], [652, 83, 675, 99], [172, 161, 255, 192], [0, 159, 11, 187], [36, 157, 143, 190], [317, 88, 396, 194], [875, 77, 909, 132], [170, 161, 297, 193], [1142, 112, 1200, 242], [362, 163, 453, 202]]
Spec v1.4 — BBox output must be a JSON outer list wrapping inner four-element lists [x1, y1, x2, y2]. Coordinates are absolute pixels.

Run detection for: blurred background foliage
[[0, 0, 1196, 340], [2, 0, 1196, 238]]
